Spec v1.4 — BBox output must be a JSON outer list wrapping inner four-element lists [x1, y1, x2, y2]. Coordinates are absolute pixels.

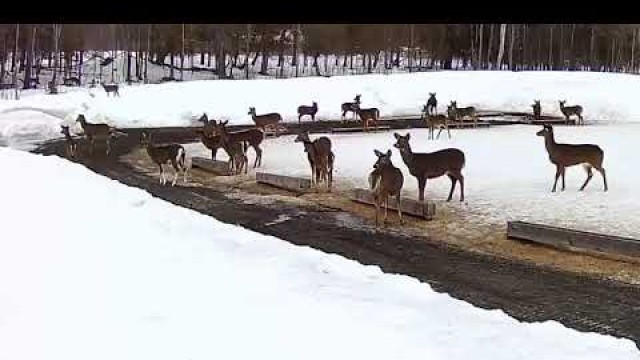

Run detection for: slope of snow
[[0, 148, 637, 360], [186, 123, 640, 239], [1, 70, 640, 146]]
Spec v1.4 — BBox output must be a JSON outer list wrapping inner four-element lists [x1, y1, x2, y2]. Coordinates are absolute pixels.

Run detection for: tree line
[[1, 24, 639, 89]]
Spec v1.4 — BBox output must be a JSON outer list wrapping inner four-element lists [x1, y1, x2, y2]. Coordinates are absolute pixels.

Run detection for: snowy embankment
[[0, 147, 638, 360], [3, 70, 640, 148]]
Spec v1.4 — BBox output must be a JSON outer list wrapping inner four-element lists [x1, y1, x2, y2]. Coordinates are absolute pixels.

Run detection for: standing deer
[[101, 82, 120, 97], [355, 106, 380, 132], [424, 111, 451, 140], [216, 120, 265, 168], [450, 101, 478, 128], [369, 149, 404, 227], [426, 92, 438, 115], [75, 114, 116, 155], [559, 100, 584, 125], [341, 94, 361, 122], [219, 134, 248, 175], [198, 113, 217, 137], [536, 124, 607, 192], [197, 113, 221, 160], [140, 131, 188, 186], [297, 102, 318, 123], [60, 125, 77, 158], [532, 100, 541, 120], [393, 132, 465, 202], [294, 130, 334, 190], [248, 107, 283, 137]]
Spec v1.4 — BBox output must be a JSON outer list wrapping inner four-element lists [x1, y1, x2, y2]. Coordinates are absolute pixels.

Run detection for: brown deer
[[216, 120, 265, 168], [297, 102, 318, 123], [426, 92, 438, 115], [450, 101, 478, 127], [248, 107, 283, 137], [101, 82, 120, 97], [393, 132, 465, 202], [536, 124, 607, 192], [294, 130, 334, 190], [75, 114, 116, 155], [341, 94, 361, 122], [197, 113, 221, 160], [198, 113, 217, 137], [355, 106, 380, 132], [60, 125, 77, 158], [219, 134, 248, 175], [369, 149, 404, 227], [423, 110, 451, 140], [559, 100, 584, 125], [532, 100, 541, 120], [140, 131, 188, 186]]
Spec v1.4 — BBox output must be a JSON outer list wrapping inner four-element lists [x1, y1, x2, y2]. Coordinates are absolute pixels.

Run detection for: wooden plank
[[350, 188, 435, 220], [330, 126, 392, 134], [191, 156, 232, 176], [507, 221, 640, 258], [256, 172, 312, 193]]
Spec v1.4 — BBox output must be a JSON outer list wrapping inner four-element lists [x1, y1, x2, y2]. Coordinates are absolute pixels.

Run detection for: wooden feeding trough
[[191, 156, 232, 176], [350, 188, 436, 220], [256, 171, 313, 193]]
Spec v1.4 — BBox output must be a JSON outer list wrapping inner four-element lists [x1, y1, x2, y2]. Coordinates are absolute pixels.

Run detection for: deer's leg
[[446, 174, 457, 202], [170, 158, 180, 186], [254, 146, 262, 168], [561, 167, 567, 191], [579, 165, 594, 191], [417, 177, 426, 202], [437, 126, 444, 139], [396, 193, 403, 224], [597, 167, 608, 192], [158, 164, 165, 185], [552, 165, 561, 192], [211, 147, 218, 160], [446, 125, 451, 139]]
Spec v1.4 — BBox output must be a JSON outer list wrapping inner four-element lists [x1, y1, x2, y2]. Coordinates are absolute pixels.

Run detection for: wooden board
[[350, 188, 435, 220], [256, 172, 313, 193], [330, 126, 392, 134], [507, 221, 640, 259], [191, 156, 232, 176]]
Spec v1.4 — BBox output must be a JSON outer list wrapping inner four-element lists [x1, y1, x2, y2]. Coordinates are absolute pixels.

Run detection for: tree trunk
[[126, 50, 132, 84], [508, 24, 515, 70], [22, 25, 34, 89], [487, 24, 494, 69], [496, 23, 507, 70], [478, 24, 484, 69], [590, 27, 596, 70], [181, 23, 185, 81], [373, 51, 380, 69], [79, 50, 83, 82], [632, 28, 636, 72], [260, 47, 268, 75], [548, 26, 554, 70], [170, 53, 175, 78]]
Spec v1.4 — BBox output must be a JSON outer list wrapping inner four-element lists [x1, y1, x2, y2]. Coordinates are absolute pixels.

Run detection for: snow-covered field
[[187, 122, 639, 238], [0, 147, 637, 360], [3, 70, 640, 149]]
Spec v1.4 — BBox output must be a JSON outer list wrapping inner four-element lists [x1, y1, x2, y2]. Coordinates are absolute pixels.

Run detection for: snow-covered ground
[[3, 70, 640, 149], [0, 147, 637, 360], [186, 122, 640, 239]]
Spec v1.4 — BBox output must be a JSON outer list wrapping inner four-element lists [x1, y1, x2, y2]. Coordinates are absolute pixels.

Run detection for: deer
[[220, 134, 249, 175], [60, 125, 77, 158], [197, 113, 221, 159], [426, 92, 438, 115], [294, 130, 334, 190], [393, 132, 465, 202], [559, 100, 584, 126], [216, 119, 265, 168], [423, 109, 451, 140], [248, 107, 283, 137], [101, 82, 120, 97], [532, 100, 542, 120], [75, 114, 118, 155], [536, 124, 607, 192], [341, 94, 361, 122], [369, 149, 404, 228], [355, 106, 380, 132], [450, 101, 478, 128], [140, 131, 188, 186], [297, 102, 318, 123]]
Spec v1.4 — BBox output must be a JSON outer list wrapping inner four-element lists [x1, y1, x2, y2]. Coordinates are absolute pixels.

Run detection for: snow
[[0, 147, 638, 360], [186, 122, 640, 239]]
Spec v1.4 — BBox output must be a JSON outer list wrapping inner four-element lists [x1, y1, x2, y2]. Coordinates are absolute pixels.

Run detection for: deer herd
[[60, 91, 607, 228]]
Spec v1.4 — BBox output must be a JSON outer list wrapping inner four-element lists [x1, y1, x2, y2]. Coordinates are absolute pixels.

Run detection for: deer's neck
[[399, 146, 415, 167], [544, 133, 557, 154]]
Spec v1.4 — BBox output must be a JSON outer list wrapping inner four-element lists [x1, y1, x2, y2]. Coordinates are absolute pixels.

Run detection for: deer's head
[[198, 113, 209, 124], [559, 100, 566, 107], [75, 114, 86, 124], [450, 100, 457, 108], [447, 104, 457, 118], [532, 100, 540, 107], [536, 124, 553, 137], [428, 92, 436, 99], [393, 132, 411, 153], [373, 149, 393, 169], [294, 130, 310, 143], [60, 125, 70, 135], [354, 94, 361, 103], [312, 101, 318, 107], [140, 131, 151, 145], [248, 107, 256, 115]]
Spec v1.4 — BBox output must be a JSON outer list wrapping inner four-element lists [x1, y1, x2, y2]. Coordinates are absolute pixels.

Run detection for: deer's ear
[[386, 149, 392, 157], [223, 120, 229, 126], [374, 149, 383, 157], [406, 133, 411, 140], [393, 132, 401, 140]]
